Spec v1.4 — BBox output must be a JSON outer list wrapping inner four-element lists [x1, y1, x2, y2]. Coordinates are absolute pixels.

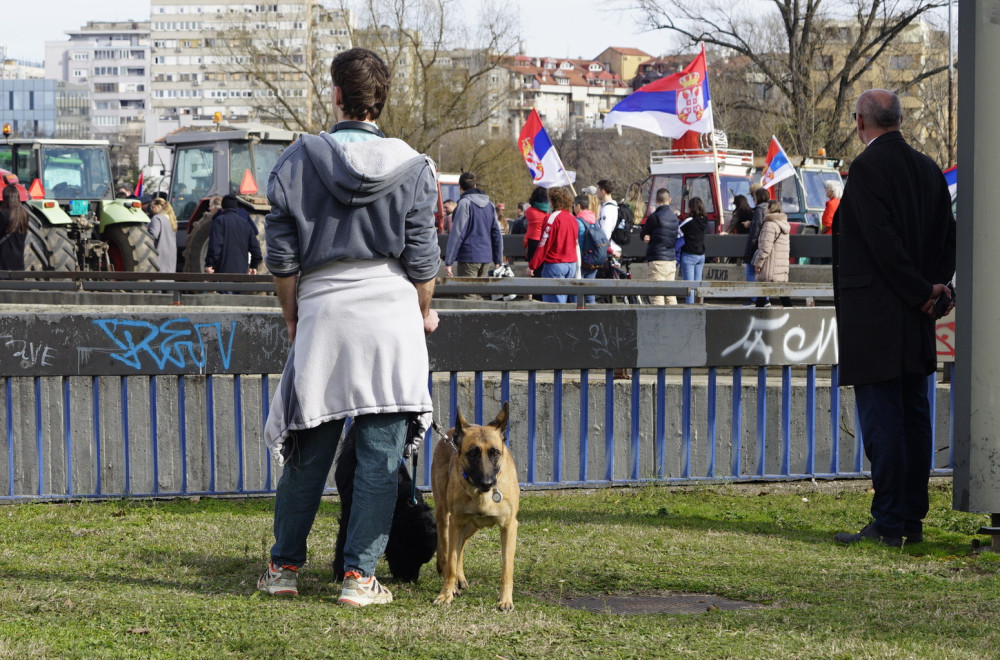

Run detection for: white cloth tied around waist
[[263, 258, 433, 464]]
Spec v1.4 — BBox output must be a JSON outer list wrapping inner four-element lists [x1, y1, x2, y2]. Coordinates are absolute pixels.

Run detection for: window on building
[[890, 55, 914, 70]]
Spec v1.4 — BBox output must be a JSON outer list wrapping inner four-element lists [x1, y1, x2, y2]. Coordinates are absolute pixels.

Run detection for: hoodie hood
[[300, 132, 430, 207], [765, 212, 790, 234], [460, 189, 492, 208]]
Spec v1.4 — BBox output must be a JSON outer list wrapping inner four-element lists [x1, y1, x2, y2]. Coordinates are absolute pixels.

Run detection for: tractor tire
[[183, 217, 212, 273], [23, 213, 77, 271], [103, 223, 159, 272], [184, 212, 270, 275]]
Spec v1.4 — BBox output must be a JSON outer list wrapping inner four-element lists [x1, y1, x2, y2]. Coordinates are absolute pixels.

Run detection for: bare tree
[[632, 1, 951, 160], [211, 2, 346, 134], [346, 0, 519, 154]]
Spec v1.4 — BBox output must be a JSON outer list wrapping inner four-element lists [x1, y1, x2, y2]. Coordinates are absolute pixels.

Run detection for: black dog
[[333, 424, 437, 583]]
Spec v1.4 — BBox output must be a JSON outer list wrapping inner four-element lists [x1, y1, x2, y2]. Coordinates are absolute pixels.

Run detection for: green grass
[[1, 479, 998, 659]]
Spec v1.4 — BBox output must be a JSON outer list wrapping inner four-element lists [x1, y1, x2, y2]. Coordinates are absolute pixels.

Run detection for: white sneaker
[[258, 561, 298, 596], [337, 571, 393, 607]]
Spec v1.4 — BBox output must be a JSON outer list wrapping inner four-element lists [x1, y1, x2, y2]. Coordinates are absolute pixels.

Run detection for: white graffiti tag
[[721, 313, 839, 365], [721, 314, 790, 363]]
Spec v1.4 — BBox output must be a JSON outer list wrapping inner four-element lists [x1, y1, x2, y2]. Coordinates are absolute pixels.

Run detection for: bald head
[[855, 89, 902, 145]]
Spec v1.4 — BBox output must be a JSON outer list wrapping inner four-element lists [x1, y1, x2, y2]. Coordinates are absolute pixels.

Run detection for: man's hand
[[921, 283, 953, 318], [204, 266, 215, 274], [273, 275, 299, 344], [445, 265, 453, 277], [643, 235, 650, 243], [423, 309, 439, 335], [248, 268, 257, 275], [526, 267, 534, 277]]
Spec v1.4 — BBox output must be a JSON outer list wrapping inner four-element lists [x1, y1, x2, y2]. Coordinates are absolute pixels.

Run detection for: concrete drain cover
[[550, 592, 766, 615]]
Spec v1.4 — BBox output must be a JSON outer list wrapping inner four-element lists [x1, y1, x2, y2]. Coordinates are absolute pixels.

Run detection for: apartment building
[[501, 55, 631, 139], [45, 21, 150, 140], [148, 0, 352, 138]]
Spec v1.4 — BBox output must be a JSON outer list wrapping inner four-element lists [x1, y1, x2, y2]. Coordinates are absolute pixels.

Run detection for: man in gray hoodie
[[443, 172, 503, 287], [259, 47, 440, 607]]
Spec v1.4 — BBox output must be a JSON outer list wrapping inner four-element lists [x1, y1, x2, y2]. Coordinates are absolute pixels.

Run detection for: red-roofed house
[[595, 47, 652, 84], [498, 55, 630, 138]]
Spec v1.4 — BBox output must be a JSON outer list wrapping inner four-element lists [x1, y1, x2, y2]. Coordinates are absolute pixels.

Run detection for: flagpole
[[702, 42, 726, 233], [552, 145, 577, 197]]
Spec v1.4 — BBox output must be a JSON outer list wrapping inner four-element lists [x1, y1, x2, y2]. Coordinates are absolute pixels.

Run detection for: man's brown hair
[[548, 187, 573, 211], [330, 48, 391, 121]]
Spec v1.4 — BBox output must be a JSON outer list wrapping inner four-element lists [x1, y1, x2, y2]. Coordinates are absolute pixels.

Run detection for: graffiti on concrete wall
[[87, 319, 237, 371], [1, 334, 58, 369], [719, 312, 838, 365], [936, 319, 955, 360]]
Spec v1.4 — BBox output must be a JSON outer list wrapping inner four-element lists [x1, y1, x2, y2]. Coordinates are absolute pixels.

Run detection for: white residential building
[[148, 0, 352, 139], [44, 21, 150, 139], [501, 55, 631, 139]]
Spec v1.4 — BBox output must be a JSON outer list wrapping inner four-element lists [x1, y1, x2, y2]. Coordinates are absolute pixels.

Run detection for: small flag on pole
[[603, 43, 713, 138], [518, 109, 575, 188], [760, 136, 795, 190], [133, 172, 144, 198]]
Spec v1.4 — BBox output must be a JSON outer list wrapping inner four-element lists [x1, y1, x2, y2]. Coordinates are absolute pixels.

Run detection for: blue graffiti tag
[[92, 318, 237, 371]]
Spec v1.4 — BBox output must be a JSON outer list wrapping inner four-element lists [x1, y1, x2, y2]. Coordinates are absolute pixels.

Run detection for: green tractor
[[160, 124, 300, 273], [0, 139, 157, 271]]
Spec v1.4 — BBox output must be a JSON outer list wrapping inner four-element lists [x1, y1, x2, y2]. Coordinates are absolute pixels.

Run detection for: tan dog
[[432, 402, 519, 611]]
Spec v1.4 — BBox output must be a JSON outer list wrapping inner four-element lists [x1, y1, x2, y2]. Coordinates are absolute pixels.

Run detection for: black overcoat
[[832, 131, 956, 386]]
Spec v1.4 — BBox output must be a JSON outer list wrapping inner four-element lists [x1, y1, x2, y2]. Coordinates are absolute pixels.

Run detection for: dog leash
[[404, 418, 448, 505]]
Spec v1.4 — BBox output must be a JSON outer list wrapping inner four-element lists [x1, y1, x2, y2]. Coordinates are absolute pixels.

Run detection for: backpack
[[610, 201, 633, 245], [578, 217, 610, 270]]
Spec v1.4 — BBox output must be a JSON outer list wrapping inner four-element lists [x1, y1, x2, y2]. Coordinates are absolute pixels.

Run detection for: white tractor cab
[[644, 147, 755, 233], [160, 123, 300, 272], [752, 154, 844, 232]]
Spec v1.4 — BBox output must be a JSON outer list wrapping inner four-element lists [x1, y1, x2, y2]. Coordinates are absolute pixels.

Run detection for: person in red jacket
[[821, 180, 842, 235], [522, 186, 550, 264], [527, 187, 578, 303]]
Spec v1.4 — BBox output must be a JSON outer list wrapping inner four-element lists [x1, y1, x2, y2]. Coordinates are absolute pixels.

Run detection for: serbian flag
[[603, 43, 713, 138], [518, 109, 575, 188], [943, 166, 957, 202], [133, 172, 144, 198], [760, 136, 795, 190]]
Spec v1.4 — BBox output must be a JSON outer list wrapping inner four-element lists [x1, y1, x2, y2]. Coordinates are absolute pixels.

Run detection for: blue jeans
[[679, 252, 705, 303], [855, 375, 932, 538], [540, 261, 575, 303], [270, 412, 408, 577], [580, 266, 598, 304], [744, 263, 767, 305]]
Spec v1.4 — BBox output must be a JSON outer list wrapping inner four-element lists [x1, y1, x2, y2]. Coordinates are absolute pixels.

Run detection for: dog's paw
[[457, 578, 469, 590], [433, 592, 454, 605], [496, 599, 514, 612]]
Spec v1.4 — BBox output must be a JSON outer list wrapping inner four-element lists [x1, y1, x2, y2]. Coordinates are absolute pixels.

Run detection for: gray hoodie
[[265, 131, 440, 282]]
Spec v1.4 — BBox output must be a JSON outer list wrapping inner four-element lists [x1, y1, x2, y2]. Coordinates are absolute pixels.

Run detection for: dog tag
[[492, 490, 503, 503]]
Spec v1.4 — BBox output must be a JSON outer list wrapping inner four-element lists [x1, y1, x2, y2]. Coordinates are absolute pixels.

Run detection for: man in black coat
[[833, 89, 956, 547], [640, 187, 678, 305], [204, 194, 262, 275]]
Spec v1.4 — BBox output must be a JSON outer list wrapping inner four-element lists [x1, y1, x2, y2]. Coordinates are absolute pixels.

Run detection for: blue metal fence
[[0, 307, 954, 501]]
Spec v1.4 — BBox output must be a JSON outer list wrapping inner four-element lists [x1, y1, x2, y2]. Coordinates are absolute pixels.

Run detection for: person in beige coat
[[752, 199, 792, 307]]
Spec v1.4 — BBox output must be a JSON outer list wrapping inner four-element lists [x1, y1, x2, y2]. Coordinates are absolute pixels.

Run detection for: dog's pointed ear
[[453, 408, 469, 448], [488, 401, 510, 435]]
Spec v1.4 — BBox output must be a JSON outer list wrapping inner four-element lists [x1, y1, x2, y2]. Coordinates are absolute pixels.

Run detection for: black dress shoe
[[834, 522, 902, 547]]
